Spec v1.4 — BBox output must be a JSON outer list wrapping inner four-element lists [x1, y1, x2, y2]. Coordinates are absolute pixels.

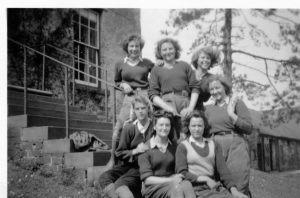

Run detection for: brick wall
[[100, 9, 141, 114]]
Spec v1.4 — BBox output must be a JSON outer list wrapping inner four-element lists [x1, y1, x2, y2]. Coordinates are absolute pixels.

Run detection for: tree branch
[[233, 61, 276, 79], [236, 78, 269, 87], [232, 49, 289, 63], [264, 59, 291, 109]]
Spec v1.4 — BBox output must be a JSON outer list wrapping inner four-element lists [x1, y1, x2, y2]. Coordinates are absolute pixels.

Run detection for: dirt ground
[[7, 160, 300, 198]]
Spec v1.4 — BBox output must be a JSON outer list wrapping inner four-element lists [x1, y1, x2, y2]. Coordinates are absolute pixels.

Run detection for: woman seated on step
[[175, 110, 248, 198], [138, 110, 196, 198], [98, 95, 154, 198]]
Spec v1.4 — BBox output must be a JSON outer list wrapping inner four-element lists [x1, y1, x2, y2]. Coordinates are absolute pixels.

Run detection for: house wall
[[99, 8, 141, 115]]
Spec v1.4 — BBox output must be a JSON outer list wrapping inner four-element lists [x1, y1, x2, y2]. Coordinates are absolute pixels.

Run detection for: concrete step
[[8, 104, 105, 121], [64, 151, 111, 169], [43, 139, 73, 154], [21, 126, 112, 147], [8, 97, 81, 112]]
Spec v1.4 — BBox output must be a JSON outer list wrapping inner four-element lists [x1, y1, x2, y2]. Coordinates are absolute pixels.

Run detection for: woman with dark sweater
[[138, 110, 195, 198], [98, 95, 154, 198], [191, 47, 220, 111], [176, 110, 248, 198], [107, 34, 154, 168], [148, 38, 199, 141], [205, 76, 253, 196]]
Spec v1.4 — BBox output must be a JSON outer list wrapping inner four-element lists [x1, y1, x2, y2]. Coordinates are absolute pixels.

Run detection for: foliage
[[165, 9, 300, 125], [7, 9, 73, 93]]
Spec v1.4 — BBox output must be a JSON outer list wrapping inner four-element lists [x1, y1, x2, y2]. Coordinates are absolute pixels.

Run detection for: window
[[73, 9, 99, 87]]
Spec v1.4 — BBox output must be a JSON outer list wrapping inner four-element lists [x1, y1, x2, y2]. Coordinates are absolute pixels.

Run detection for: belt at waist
[[127, 87, 148, 96], [163, 90, 189, 97], [212, 131, 234, 136]]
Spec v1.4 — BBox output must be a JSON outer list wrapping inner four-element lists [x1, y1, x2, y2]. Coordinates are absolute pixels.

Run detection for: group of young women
[[98, 34, 253, 198]]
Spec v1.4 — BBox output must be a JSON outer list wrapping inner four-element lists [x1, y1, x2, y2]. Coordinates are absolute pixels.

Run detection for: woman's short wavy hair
[[122, 34, 145, 54], [152, 110, 175, 142], [183, 110, 211, 138], [131, 94, 153, 117], [154, 38, 182, 60], [208, 75, 232, 95], [191, 46, 220, 69]]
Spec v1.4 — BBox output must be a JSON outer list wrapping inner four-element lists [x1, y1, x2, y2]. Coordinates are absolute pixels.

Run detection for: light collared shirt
[[124, 56, 143, 66], [133, 118, 151, 134], [189, 136, 208, 148], [149, 136, 172, 153], [214, 96, 230, 107]]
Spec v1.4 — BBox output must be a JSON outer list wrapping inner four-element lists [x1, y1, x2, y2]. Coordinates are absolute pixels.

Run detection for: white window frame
[[73, 9, 99, 87]]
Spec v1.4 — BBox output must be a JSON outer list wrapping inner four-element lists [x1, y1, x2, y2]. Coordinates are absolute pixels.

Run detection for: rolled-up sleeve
[[175, 143, 198, 183], [187, 65, 200, 94], [234, 100, 253, 135], [138, 151, 153, 181], [114, 62, 123, 87], [148, 67, 161, 101]]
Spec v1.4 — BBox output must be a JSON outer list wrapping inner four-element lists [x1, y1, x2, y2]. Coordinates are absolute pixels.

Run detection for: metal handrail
[[45, 43, 114, 75], [8, 37, 121, 138]]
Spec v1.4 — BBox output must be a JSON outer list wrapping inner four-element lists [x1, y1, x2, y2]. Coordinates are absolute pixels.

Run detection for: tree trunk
[[223, 9, 232, 82]]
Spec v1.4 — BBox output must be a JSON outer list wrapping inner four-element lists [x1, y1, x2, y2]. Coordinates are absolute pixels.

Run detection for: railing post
[[105, 68, 108, 122], [72, 56, 75, 106], [42, 44, 45, 91], [65, 67, 69, 138], [23, 47, 27, 114], [112, 87, 116, 127]]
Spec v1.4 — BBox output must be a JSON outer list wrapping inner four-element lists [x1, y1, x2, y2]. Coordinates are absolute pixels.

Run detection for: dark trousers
[[98, 164, 142, 198]]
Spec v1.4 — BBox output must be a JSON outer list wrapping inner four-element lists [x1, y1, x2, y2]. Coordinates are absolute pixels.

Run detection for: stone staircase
[[8, 87, 112, 185]]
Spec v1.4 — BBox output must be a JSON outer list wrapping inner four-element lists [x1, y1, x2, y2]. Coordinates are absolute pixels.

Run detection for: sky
[[140, 9, 300, 111]]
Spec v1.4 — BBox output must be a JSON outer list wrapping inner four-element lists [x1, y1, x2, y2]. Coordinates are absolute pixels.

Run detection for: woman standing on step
[[191, 46, 220, 111], [205, 76, 253, 196], [148, 38, 199, 141], [138, 110, 196, 198], [107, 34, 154, 169], [98, 95, 154, 198]]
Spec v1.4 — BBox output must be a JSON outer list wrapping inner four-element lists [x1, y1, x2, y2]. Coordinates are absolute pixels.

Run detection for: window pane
[[90, 20, 96, 29], [81, 26, 88, 44], [89, 66, 96, 83], [80, 15, 88, 26], [90, 30, 97, 47], [79, 62, 86, 81], [79, 45, 87, 59], [89, 48, 96, 64], [73, 22, 79, 41]]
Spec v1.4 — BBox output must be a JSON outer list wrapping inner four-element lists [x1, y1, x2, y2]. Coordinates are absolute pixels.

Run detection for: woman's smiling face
[[154, 117, 171, 138], [189, 117, 205, 140], [209, 80, 227, 102], [160, 42, 176, 62], [197, 52, 211, 70], [127, 40, 141, 59]]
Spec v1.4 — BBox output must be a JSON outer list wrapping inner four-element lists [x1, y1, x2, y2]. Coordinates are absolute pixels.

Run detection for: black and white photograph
[[3, 1, 300, 197]]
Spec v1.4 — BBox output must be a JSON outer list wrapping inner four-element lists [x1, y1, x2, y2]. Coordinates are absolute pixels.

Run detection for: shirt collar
[[133, 118, 150, 134], [124, 56, 143, 64], [188, 136, 208, 147], [214, 96, 230, 106], [149, 136, 172, 152]]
